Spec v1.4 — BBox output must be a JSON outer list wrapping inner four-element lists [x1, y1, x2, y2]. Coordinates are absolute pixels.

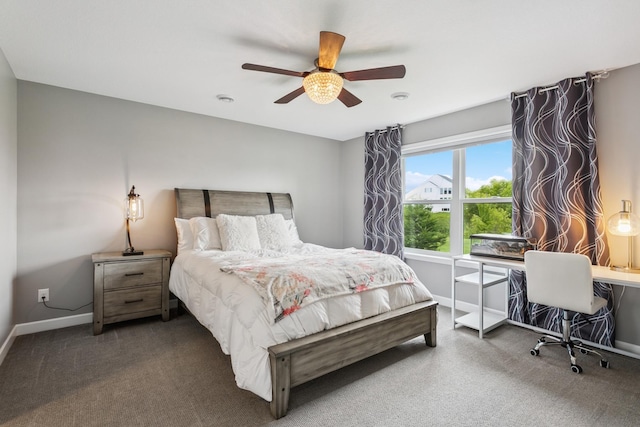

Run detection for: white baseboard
[[14, 313, 93, 336], [434, 294, 452, 308], [614, 340, 640, 356], [0, 325, 17, 366], [0, 313, 93, 367]]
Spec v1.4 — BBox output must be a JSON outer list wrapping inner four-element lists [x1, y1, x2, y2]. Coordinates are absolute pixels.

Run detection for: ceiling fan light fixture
[[303, 71, 343, 104]]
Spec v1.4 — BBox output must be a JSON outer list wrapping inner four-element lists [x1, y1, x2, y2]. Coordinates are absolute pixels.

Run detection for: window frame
[[402, 125, 512, 258]]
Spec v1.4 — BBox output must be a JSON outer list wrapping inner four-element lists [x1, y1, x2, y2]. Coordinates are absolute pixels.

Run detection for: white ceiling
[[1, 0, 639, 141]]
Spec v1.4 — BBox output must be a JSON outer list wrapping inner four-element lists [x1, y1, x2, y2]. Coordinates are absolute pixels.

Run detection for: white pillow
[[285, 219, 303, 246], [174, 218, 194, 253], [216, 214, 261, 252], [189, 217, 222, 250], [256, 214, 290, 250]]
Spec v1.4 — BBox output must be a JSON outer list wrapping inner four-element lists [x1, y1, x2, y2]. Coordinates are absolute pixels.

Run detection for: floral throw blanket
[[219, 248, 419, 323]]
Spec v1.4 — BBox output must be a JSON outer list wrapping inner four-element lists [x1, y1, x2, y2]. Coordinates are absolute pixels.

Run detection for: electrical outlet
[[38, 288, 49, 303]]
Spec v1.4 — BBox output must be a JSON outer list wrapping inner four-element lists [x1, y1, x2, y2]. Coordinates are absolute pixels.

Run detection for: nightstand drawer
[[104, 259, 162, 290], [103, 285, 161, 317], [93, 249, 171, 335]]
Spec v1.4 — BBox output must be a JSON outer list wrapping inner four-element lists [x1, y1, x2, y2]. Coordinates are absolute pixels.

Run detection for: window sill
[[403, 251, 451, 265], [403, 250, 509, 274]]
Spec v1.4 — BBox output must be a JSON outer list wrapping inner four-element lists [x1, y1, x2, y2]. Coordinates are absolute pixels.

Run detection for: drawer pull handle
[[124, 298, 143, 304], [125, 272, 144, 277]]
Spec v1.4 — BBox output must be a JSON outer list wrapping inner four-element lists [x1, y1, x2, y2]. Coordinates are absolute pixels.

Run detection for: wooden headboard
[[174, 188, 294, 220]]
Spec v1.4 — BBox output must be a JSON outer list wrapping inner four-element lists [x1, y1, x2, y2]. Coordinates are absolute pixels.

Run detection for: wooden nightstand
[[92, 249, 171, 335]]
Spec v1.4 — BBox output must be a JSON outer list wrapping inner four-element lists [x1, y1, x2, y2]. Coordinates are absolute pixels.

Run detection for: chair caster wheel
[[571, 364, 583, 374], [530, 348, 539, 356], [600, 359, 610, 369], [580, 348, 589, 355]]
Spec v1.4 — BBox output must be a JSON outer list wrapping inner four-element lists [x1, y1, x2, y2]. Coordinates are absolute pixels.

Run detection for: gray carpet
[[1, 307, 640, 427]]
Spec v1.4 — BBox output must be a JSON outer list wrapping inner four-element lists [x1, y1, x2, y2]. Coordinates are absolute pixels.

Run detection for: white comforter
[[169, 244, 433, 401]]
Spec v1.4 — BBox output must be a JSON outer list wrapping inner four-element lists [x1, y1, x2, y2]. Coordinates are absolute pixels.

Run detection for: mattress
[[169, 243, 433, 401]]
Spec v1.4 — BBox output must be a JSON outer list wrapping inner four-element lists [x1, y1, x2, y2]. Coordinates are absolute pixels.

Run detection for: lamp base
[[609, 265, 640, 274], [122, 249, 144, 256]]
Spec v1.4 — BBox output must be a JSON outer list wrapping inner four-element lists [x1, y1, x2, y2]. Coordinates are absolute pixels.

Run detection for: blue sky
[[404, 140, 513, 192]]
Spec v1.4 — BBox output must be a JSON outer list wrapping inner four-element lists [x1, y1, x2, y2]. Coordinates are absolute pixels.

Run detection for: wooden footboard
[[268, 299, 438, 419]]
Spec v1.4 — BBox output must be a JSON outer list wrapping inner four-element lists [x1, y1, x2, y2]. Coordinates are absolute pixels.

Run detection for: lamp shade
[[124, 186, 144, 222], [303, 71, 343, 104], [607, 200, 640, 236]]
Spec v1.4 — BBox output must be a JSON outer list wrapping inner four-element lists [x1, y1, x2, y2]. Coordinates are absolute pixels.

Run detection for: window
[[402, 126, 513, 256]]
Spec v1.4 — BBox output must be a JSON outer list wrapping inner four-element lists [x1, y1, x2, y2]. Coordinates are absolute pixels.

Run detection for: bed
[[169, 188, 438, 418]]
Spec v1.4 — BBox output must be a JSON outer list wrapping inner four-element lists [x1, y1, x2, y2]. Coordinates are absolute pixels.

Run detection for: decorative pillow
[[174, 218, 194, 253], [285, 219, 303, 246], [189, 217, 222, 250], [256, 214, 290, 251], [216, 214, 261, 252]]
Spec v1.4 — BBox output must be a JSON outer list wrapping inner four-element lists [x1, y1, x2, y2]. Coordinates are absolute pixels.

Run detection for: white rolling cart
[[451, 254, 522, 338]]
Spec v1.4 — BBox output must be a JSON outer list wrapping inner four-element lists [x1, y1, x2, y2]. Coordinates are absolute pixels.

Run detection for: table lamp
[[607, 199, 640, 273], [123, 185, 144, 256]]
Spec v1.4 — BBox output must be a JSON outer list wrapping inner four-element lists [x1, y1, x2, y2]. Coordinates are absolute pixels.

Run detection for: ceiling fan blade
[[274, 86, 306, 104], [242, 63, 308, 78], [318, 31, 346, 70], [341, 65, 406, 81], [337, 88, 362, 108]]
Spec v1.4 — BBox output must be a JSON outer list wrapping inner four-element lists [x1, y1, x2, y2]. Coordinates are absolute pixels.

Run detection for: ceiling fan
[[242, 31, 406, 107]]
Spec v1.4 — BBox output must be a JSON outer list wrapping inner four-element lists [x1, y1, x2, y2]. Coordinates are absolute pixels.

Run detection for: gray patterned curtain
[[509, 73, 615, 347], [364, 125, 403, 258]]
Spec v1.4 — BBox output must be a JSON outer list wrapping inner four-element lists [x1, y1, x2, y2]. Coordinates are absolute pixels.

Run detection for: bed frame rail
[[268, 299, 438, 419]]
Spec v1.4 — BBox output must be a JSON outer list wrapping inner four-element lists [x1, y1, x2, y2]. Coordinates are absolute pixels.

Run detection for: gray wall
[[16, 82, 343, 324], [595, 63, 640, 346], [340, 133, 365, 250], [340, 64, 640, 348], [0, 48, 17, 345]]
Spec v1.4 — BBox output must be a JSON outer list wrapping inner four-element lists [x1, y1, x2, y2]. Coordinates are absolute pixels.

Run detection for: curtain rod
[[366, 124, 404, 135], [512, 70, 611, 99]]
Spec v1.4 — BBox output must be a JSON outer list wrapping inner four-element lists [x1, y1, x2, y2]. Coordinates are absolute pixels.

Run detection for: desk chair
[[524, 250, 610, 373]]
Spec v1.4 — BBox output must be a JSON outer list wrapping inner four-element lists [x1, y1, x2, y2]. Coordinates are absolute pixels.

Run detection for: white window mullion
[[450, 150, 463, 255]]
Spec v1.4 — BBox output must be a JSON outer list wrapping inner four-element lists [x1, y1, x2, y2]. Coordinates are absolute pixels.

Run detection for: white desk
[[451, 254, 640, 339], [590, 265, 640, 289]]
